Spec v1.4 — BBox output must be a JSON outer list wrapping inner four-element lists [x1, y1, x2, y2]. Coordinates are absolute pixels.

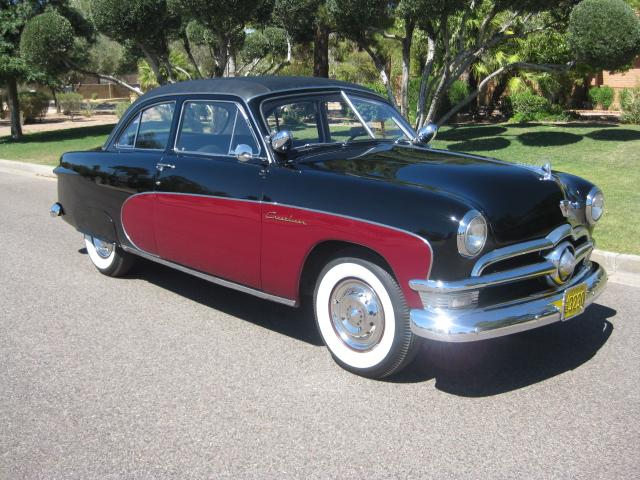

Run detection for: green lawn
[[0, 124, 115, 165], [1, 121, 638, 254]]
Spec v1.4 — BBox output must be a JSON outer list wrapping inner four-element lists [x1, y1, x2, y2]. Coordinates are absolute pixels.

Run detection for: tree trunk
[[400, 21, 415, 118], [227, 49, 237, 77], [437, 66, 508, 126], [362, 43, 394, 105], [50, 87, 60, 114], [467, 67, 479, 118], [416, 37, 435, 128], [313, 23, 329, 77], [424, 70, 449, 125], [7, 76, 22, 140], [182, 34, 203, 79]]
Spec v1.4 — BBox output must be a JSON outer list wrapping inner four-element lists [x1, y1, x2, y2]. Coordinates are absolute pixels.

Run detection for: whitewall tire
[[314, 255, 419, 378], [84, 235, 134, 277]]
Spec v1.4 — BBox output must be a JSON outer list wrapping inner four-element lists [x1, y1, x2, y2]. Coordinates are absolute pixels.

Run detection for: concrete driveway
[[1, 167, 638, 479]]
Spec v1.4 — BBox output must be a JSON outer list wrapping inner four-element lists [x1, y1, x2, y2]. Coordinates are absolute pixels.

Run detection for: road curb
[[0, 159, 56, 178], [592, 249, 640, 276]]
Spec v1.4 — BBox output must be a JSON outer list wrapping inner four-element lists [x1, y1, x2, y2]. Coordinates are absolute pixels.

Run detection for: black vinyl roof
[[135, 76, 376, 103]]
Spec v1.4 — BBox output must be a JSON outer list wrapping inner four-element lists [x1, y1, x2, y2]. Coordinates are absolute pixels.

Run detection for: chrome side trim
[[410, 262, 607, 343], [472, 223, 590, 277], [121, 244, 298, 307]]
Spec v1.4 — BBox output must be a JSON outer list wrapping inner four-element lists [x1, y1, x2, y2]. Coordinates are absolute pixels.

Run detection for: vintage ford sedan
[[51, 77, 607, 378]]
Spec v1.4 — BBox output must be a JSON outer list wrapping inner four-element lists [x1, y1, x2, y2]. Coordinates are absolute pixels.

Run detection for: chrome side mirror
[[234, 144, 254, 162], [414, 123, 438, 145], [270, 130, 293, 154]]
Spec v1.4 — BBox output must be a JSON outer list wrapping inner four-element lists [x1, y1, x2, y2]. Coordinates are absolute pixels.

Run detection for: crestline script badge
[[265, 211, 307, 225]]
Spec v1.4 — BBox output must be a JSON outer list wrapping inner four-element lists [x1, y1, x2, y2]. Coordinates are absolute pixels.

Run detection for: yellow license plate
[[563, 283, 587, 320]]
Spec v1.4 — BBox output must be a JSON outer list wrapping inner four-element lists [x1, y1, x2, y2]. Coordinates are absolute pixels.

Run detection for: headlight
[[586, 187, 604, 225], [457, 210, 487, 258]]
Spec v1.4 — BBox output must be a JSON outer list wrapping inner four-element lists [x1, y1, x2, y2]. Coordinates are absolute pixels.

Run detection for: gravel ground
[[1, 170, 639, 479]]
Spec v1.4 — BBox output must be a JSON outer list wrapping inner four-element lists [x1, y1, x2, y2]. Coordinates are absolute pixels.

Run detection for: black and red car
[[51, 77, 607, 378]]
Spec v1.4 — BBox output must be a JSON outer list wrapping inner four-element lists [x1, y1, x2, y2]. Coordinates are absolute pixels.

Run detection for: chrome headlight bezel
[[585, 187, 604, 225], [457, 210, 488, 258]]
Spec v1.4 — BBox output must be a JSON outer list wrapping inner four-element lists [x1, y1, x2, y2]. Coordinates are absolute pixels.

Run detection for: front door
[[153, 99, 265, 289]]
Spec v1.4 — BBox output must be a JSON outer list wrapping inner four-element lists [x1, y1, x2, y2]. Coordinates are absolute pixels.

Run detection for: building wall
[[593, 57, 640, 108]]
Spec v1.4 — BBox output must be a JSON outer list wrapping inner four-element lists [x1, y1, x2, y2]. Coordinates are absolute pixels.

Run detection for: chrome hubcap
[[329, 279, 385, 351], [92, 237, 114, 259]]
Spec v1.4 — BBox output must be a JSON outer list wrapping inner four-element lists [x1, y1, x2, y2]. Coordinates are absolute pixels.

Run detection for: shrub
[[620, 87, 640, 124], [115, 101, 131, 119], [82, 101, 97, 117], [447, 80, 470, 107], [58, 92, 83, 119], [18, 91, 50, 123], [588, 86, 615, 110], [508, 91, 568, 122]]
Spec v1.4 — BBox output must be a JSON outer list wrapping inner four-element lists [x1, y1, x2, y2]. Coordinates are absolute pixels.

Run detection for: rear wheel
[[313, 255, 419, 379], [84, 235, 134, 277]]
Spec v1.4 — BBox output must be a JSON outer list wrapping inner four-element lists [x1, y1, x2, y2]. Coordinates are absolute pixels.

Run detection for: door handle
[[156, 162, 175, 172]]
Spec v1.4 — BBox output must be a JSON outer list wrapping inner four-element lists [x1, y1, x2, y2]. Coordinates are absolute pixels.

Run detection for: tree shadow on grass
[[0, 124, 115, 144], [586, 129, 640, 141], [390, 303, 616, 396], [447, 137, 511, 152], [518, 131, 583, 147], [438, 125, 508, 141]]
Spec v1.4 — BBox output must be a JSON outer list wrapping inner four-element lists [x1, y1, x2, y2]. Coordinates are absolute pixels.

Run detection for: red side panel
[[261, 205, 432, 309], [154, 194, 262, 289], [122, 194, 432, 309], [121, 193, 159, 256]]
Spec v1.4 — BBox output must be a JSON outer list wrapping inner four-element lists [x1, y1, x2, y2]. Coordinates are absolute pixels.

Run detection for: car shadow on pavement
[[120, 257, 616, 394], [131, 259, 324, 346], [391, 303, 616, 396]]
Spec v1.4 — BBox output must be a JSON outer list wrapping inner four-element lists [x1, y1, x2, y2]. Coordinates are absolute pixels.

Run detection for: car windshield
[[262, 92, 415, 150]]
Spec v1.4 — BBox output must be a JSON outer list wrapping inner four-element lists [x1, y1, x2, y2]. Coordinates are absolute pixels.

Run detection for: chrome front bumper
[[410, 262, 607, 342]]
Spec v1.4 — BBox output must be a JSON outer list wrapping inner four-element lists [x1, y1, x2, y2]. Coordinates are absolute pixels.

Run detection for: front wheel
[[313, 255, 420, 379], [84, 235, 135, 277]]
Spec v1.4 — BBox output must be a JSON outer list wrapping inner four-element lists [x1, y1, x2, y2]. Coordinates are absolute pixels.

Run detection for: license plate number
[[563, 283, 587, 320]]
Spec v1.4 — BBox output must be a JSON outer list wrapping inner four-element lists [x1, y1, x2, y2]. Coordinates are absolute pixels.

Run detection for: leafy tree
[[568, 0, 640, 71], [20, 12, 76, 77], [168, 0, 274, 77], [92, 0, 179, 84], [239, 27, 290, 75], [326, 0, 395, 102], [0, 0, 53, 138], [273, 0, 330, 77]]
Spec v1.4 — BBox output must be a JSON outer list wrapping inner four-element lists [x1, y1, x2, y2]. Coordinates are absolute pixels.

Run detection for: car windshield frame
[[259, 90, 416, 151]]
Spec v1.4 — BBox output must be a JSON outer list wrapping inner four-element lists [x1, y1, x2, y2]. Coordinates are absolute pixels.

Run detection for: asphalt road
[[1, 168, 639, 479]]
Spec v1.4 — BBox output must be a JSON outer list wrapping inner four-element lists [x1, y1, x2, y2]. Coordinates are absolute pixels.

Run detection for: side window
[[176, 101, 260, 157], [134, 102, 175, 150], [264, 101, 320, 147], [322, 100, 368, 143], [116, 113, 140, 148]]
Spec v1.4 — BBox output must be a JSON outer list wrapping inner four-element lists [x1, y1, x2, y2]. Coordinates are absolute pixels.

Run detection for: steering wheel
[[347, 126, 368, 142]]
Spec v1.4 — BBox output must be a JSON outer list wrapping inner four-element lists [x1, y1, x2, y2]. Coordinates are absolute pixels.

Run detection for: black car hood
[[298, 143, 568, 244]]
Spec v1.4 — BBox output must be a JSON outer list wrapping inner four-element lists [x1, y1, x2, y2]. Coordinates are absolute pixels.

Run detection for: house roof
[[135, 76, 376, 103]]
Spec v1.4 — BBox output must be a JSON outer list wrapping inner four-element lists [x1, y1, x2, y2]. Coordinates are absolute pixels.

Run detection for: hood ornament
[[541, 162, 553, 181]]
